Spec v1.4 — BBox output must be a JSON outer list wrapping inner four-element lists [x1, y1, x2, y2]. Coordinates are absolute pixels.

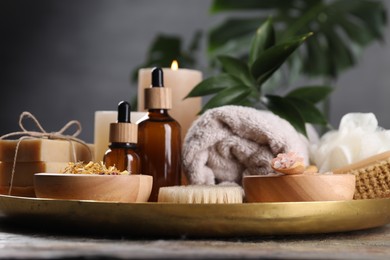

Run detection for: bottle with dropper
[[103, 101, 140, 174], [138, 67, 181, 202]]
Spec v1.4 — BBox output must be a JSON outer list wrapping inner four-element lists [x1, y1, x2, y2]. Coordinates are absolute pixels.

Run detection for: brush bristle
[[158, 185, 243, 204], [340, 159, 390, 199]]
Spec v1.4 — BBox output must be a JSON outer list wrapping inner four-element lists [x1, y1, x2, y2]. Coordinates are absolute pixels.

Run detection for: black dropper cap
[[151, 67, 164, 87], [117, 101, 131, 123], [145, 67, 171, 110], [109, 101, 137, 143]]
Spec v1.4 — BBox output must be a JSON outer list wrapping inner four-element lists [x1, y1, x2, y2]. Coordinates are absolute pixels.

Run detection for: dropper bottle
[[138, 67, 181, 202], [103, 101, 140, 174]]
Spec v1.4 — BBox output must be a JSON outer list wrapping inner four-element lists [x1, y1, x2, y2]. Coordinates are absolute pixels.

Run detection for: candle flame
[[171, 60, 179, 70]]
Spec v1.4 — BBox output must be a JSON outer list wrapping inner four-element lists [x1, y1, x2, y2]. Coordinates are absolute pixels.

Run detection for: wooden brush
[[157, 185, 243, 204], [333, 151, 390, 199]]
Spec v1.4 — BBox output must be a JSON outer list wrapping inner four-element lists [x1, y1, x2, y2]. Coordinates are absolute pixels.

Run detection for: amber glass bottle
[[104, 101, 140, 174], [138, 68, 181, 202]]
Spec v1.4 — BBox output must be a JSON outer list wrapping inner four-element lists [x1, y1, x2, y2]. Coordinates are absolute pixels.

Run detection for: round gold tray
[[1, 194, 390, 238]]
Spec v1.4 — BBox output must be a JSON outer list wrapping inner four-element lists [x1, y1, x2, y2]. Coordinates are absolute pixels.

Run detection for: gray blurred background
[[1, 0, 389, 143]]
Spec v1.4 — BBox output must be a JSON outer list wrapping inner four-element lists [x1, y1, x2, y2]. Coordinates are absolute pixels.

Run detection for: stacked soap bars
[[0, 139, 92, 197]]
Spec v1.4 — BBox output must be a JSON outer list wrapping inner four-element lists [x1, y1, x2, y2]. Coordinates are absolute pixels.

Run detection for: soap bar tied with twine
[[0, 111, 93, 195]]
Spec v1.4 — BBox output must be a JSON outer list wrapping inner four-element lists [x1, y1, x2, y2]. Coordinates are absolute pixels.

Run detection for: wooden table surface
[[1, 217, 390, 259]]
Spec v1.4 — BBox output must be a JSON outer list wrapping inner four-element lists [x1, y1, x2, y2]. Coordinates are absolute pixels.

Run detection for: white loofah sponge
[[311, 113, 390, 172]]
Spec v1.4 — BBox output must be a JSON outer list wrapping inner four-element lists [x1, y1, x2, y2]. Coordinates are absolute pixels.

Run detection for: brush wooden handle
[[333, 151, 390, 174]]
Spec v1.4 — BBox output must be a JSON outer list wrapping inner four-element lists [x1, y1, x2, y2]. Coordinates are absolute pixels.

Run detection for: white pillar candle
[[94, 111, 147, 163], [138, 65, 202, 141]]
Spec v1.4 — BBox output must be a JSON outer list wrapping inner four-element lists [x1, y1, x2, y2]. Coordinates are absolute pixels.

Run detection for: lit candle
[[138, 61, 202, 141], [94, 111, 147, 163]]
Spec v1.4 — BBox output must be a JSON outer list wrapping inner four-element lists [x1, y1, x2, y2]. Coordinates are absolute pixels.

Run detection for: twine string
[[0, 111, 93, 195]]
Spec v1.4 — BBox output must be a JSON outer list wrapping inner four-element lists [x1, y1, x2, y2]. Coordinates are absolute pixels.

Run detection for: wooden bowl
[[243, 174, 356, 202], [34, 173, 152, 203]]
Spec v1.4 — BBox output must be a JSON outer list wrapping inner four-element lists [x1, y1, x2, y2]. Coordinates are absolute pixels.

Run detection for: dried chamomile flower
[[61, 161, 130, 175]]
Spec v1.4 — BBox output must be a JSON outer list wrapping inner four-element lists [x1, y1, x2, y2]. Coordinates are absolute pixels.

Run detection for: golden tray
[[1, 194, 390, 238]]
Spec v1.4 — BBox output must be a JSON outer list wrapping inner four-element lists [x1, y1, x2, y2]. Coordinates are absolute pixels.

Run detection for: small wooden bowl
[[34, 173, 152, 203], [243, 174, 356, 202]]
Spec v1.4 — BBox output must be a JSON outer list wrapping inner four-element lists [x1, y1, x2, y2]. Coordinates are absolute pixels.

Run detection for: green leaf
[[346, 0, 387, 40], [131, 33, 201, 83], [249, 18, 275, 66], [324, 28, 356, 75], [208, 34, 254, 62], [285, 97, 327, 125], [208, 18, 263, 52], [254, 67, 279, 88], [303, 35, 329, 76], [286, 86, 333, 104], [200, 86, 252, 114], [185, 74, 242, 98], [210, 0, 295, 13], [188, 30, 202, 52], [336, 15, 373, 46], [146, 35, 182, 65], [208, 0, 387, 81], [217, 55, 254, 87], [250, 33, 312, 82], [235, 99, 253, 107], [265, 95, 307, 136]]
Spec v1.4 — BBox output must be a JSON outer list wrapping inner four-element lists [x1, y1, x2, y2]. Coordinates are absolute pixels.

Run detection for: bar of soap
[[0, 139, 92, 162], [0, 161, 69, 197], [0, 161, 69, 187]]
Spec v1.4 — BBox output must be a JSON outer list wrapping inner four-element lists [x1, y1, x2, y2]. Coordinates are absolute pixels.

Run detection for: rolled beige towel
[[183, 105, 311, 185]]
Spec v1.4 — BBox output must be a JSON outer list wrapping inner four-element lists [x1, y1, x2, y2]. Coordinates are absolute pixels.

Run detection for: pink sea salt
[[271, 152, 304, 169]]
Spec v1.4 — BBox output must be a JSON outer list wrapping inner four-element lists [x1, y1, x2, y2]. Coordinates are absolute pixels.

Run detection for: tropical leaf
[[335, 13, 375, 46], [264, 95, 307, 136], [254, 67, 279, 89], [217, 55, 254, 87], [208, 18, 264, 53], [285, 97, 328, 125], [131, 33, 202, 82], [210, 0, 296, 13], [200, 86, 252, 114], [336, 0, 387, 40], [186, 74, 242, 98], [187, 20, 326, 135], [143, 35, 182, 67], [188, 30, 203, 52], [302, 35, 329, 76], [250, 33, 312, 82], [286, 86, 333, 104], [208, 34, 254, 61], [323, 28, 356, 77], [249, 18, 275, 66], [208, 0, 387, 80], [133, 2, 370, 135]]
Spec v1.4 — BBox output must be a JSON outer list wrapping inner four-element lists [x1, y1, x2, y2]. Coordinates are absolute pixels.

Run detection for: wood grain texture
[[34, 173, 152, 202], [243, 174, 356, 202], [333, 151, 390, 174], [109, 122, 138, 143], [2, 224, 390, 259], [271, 162, 305, 175], [144, 88, 172, 109]]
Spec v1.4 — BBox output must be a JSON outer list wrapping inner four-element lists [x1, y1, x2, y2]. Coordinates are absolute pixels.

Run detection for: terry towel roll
[[182, 105, 311, 185]]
